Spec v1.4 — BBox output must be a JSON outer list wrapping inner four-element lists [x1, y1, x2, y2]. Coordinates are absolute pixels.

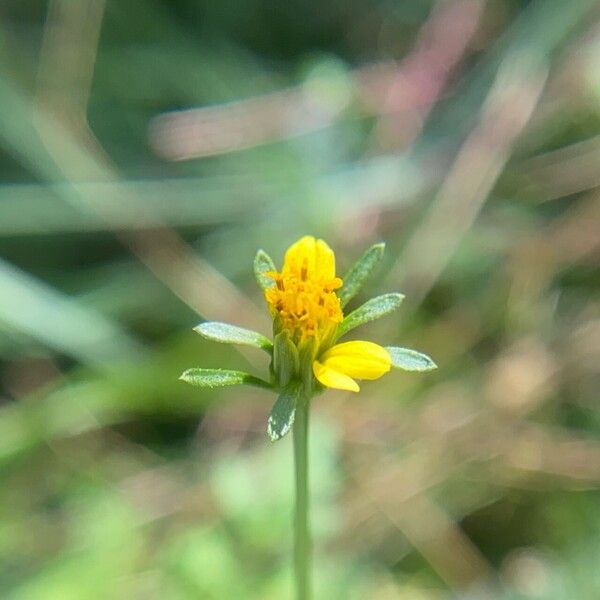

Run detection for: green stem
[[293, 393, 311, 600]]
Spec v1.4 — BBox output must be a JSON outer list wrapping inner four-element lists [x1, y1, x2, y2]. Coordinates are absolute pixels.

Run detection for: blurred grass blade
[[0, 257, 146, 368], [194, 321, 272, 353], [267, 382, 301, 442], [337, 293, 404, 338], [386, 347, 437, 371], [0, 180, 268, 235], [179, 368, 271, 389], [339, 243, 385, 307], [254, 249, 276, 290]]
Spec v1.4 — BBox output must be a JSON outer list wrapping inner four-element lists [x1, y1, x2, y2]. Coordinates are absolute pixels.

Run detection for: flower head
[[265, 235, 392, 392], [180, 235, 436, 441], [265, 236, 343, 344]]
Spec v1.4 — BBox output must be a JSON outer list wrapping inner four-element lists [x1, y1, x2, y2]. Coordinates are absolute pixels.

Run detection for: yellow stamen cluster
[[265, 236, 343, 341]]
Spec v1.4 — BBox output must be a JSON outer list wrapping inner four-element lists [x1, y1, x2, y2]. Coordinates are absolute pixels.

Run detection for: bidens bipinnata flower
[[265, 237, 390, 393], [180, 236, 436, 441]]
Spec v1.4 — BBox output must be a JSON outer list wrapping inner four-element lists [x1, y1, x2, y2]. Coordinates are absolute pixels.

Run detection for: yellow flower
[[182, 234, 436, 441], [265, 236, 343, 343], [266, 236, 391, 392]]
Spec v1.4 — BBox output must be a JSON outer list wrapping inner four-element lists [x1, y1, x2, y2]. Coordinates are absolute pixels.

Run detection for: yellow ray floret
[[265, 236, 343, 340], [283, 235, 337, 281], [312, 341, 391, 392]]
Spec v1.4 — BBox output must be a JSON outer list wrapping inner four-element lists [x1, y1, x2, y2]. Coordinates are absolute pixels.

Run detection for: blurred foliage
[[1, 0, 600, 598]]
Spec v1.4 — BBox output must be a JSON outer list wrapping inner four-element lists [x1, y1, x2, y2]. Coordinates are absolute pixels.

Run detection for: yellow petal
[[319, 341, 391, 380], [283, 236, 337, 281], [315, 239, 336, 280], [283, 236, 316, 276], [313, 360, 360, 392]]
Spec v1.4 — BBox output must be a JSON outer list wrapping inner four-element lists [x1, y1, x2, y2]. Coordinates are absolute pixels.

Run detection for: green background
[[1, 0, 600, 597]]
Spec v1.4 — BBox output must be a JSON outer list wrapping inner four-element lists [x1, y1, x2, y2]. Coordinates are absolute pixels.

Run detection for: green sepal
[[179, 368, 272, 389], [272, 314, 284, 338], [386, 347, 437, 371], [337, 293, 404, 338], [339, 242, 385, 308], [268, 381, 301, 442], [194, 321, 272, 353], [254, 249, 277, 290], [298, 337, 318, 395], [273, 331, 299, 388]]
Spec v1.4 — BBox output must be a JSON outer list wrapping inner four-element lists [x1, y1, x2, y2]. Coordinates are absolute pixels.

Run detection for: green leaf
[[254, 249, 276, 290], [337, 293, 404, 337], [386, 347, 437, 371], [268, 382, 301, 442], [273, 331, 299, 388], [194, 321, 272, 353], [180, 368, 272, 389], [339, 242, 385, 307]]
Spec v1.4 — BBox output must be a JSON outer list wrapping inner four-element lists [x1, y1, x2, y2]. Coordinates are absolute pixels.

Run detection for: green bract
[[253, 248, 276, 290], [338, 242, 385, 307], [194, 321, 273, 353], [273, 331, 300, 388], [180, 368, 271, 389], [386, 347, 437, 371], [268, 382, 302, 442], [336, 293, 404, 338]]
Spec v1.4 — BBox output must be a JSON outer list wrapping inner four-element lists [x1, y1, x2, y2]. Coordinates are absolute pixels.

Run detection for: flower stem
[[293, 393, 311, 600]]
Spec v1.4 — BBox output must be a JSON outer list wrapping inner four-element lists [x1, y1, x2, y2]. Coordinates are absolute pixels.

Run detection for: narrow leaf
[[339, 242, 385, 307], [254, 249, 276, 290], [386, 347, 437, 371], [194, 321, 272, 353], [273, 331, 299, 387], [337, 293, 404, 337], [180, 368, 271, 389], [268, 382, 301, 442]]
